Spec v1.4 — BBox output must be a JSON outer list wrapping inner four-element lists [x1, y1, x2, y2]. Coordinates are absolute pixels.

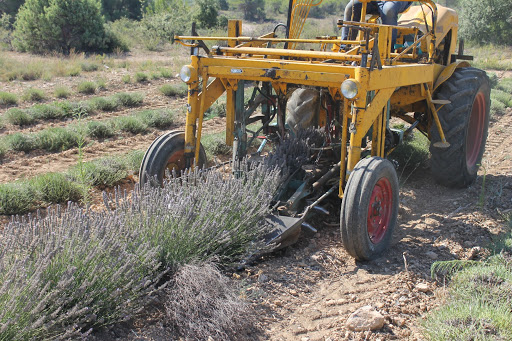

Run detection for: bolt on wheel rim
[[367, 177, 393, 244]]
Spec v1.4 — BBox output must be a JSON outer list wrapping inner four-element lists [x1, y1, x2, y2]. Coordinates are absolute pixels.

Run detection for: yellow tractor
[[140, 0, 490, 260]]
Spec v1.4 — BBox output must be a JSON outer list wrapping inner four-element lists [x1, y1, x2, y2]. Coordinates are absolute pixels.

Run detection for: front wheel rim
[[466, 92, 486, 169], [166, 149, 186, 176], [367, 177, 393, 244]]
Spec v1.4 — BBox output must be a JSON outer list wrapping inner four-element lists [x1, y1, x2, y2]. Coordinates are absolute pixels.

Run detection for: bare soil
[[1, 50, 511, 340]]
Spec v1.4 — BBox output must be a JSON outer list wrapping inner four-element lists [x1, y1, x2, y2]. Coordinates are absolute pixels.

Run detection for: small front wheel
[[340, 157, 399, 261], [139, 131, 207, 186]]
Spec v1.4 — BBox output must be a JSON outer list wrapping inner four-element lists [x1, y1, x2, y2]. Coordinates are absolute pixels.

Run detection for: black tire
[[340, 157, 399, 261], [139, 131, 207, 186], [430, 67, 490, 188]]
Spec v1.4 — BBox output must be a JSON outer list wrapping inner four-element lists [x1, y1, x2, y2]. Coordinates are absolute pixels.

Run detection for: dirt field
[[1, 51, 511, 340]]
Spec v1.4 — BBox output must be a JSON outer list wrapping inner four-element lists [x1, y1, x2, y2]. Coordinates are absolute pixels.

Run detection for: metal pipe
[[176, 36, 365, 45]]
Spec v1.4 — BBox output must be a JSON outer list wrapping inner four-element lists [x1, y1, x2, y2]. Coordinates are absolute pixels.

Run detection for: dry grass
[[165, 262, 256, 340]]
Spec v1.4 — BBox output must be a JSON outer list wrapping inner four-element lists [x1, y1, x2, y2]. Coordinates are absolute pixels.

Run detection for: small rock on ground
[[345, 305, 385, 332]]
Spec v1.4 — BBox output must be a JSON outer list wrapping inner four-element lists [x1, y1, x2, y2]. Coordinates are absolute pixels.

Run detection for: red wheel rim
[[166, 150, 185, 176], [367, 177, 393, 244], [466, 92, 486, 169]]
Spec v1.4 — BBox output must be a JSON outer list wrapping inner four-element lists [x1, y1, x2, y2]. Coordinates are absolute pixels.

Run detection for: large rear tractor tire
[[430, 67, 490, 188], [340, 157, 399, 261], [139, 131, 207, 186]]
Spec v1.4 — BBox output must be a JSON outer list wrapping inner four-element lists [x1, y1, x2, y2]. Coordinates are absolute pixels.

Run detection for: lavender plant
[[105, 162, 281, 268], [0, 205, 165, 340]]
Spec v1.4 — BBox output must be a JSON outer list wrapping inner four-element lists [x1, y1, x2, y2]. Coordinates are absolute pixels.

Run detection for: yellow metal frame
[[175, 0, 463, 198]]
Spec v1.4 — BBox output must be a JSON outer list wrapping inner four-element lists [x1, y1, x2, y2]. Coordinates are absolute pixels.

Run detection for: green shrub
[[496, 78, 512, 94], [71, 156, 128, 186], [77, 81, 97, 94], [160, 68, 172, 78], [0, 141, 7, 159], [87, 120, 115, 138], [490, 98, 507, 117], [30, 172, 83, 203], [5, 108, 35, 126], [488, 72, 499, 89], [135, 71, 148, 82], [113, 116, 147, 134], [13, 0, 121, 53], [89, 96, 120, 111], [137, 109, 174, 129], [22, 87, 46, 102], [194, 0, 219, 28], [0, 91, 18, 106], [96, 78, 107, 90], [205, 102, 226, 119], [122, 74, 131, 83], [459, 0, 512, 45], [7, 133, 36, 152], [115, 92, 143, 106], [54, 86, 71, 98], [29, 104, 67, 120], [66, 67, 81, 76], [36, 127, 79, 152], [491, 89, 512, 108], [123, 150, 145, 173], [80, 61, 100, 72], [160, 83, 188, 97], [57, 100, 93, 117], [0, 182, 34, 215], [202, 132, 231, 158]]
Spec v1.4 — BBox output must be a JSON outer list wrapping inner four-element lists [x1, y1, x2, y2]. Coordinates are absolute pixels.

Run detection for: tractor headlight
[[180, 65, 196, 83], [341, 79, 361, 99]]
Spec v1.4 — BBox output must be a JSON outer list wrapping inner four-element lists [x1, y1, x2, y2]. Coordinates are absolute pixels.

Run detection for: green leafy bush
[[54, 86, 71, 98], [496, 78, 512, 94], [490, 98, 507, 117], [80, 61, 100, 71], [491, 89, 512, 108], [29, 104, 67, 120], [115, 92, 143, 106], [0, 182, 34, 215], [5, 108, 35, 126], [22, 87, 46, 102], [160, 83, 187, 97], [86, 120, 115, 138], [113, 116, 148, 134], [459, 0, 512, 45], [71, 156, 128, 186], [122, 74, 131, 83], [89, 96, 120, 111], [194, 0, 219, 28], [30, 172, 83, 203], [137, 109, 174, 128], [77, 81, 97, 94], [160, 68, 172, 78], [36, 127, 79, 152], [13, 0, 121, 53], [135, 72, 148, 82], [6, 133, 36, 152], [0, 91, 18, 106]]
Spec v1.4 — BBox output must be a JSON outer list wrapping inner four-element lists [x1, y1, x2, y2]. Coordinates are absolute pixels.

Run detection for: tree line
[[0, 0, 510, 54]]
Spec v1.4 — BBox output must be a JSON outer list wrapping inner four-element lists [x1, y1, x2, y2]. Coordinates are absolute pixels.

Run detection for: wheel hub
[[367, 177, 393, 244]]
